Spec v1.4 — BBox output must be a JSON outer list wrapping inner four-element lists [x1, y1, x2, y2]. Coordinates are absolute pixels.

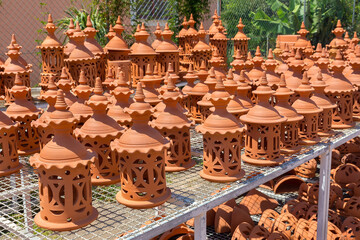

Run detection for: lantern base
[[331, 122, 355, 129], [242, 154, 284, 166], [34, 207, 98, 231], [165, 159, 196, 172], [318, 130, 336, 137], [0, 163, 22, 177], [281, 145, 302, 155], [116, 187, 171, 209], [91, 175, 121, 186], [299, 137, 321, 145], [18, 147, 40, 156], [199, 169, 245, 183]]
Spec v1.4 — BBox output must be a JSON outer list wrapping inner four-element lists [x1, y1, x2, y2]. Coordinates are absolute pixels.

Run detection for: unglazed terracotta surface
[[191, 22, 211, 70], [56, 67, 77, 107], [232, 18, 250, 59]]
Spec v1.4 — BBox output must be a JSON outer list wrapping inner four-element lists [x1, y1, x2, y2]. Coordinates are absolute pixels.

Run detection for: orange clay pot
[[56, 67, 77, 107], [230, 205, 254, 233], [274, 74, 303, 154], [110, 83, 171, 208], [6, 74, 41, 155], [272, 212, 297, 239], [292, 72, 322, 145], [231, 222, 253, 240], [232, 18, 250, 59], [294, 158, 317, 178], [29, 90, 98, 231], [247, 46, 264, 83], [264, 48, 280, 88], [281, 199, 309, 219], [197, 67, 217, 123], [196, 77, 245, 182], [191, 22, 211, 70], [240, 72, 287, 166], [74, 77, 123, 185]]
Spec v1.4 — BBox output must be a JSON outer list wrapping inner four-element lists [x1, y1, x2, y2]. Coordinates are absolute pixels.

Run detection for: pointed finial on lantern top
[[227, 68, 234, 80], [166, 76, 176, 92], [79, 69, 87, 85], [337, 19, 342, 28], [353, 32, 360, 45], [59, 67, 70, 81], [238, 18, 244, 29], [145, 63, 153, 76], [312, 70, 326, 86], [7, 34, 21, 53], [134, 82, 145, 103], [47, 75, 57, 90], [335, 49, 342, 60], [247, 51, 252, 60], [93, 77, 103, 95], [154, 22, 162, 37], [116, 16, 122, 25], [54, 89, 67, 111], [75, 21, 81, 31], [45, 14, 56, 30], [48, 14, 53, 23], [69, 18, 74, 28], [182, 16, 188, 26], [14, 73, 22, 86], [214, 75, 226, 92], [141, 22, 146, 31], [200, 60, 206, 70], [279, 74, 286, 87], [86, 15, 92, 27], [268, 48, 274, 59], [295, 48, 302, 59], [255, 46, 261, 56]]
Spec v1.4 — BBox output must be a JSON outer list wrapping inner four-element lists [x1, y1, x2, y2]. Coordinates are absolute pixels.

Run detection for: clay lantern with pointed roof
[[344, 31, 351, 43], [56, 67, 77, 106], [196, 77, 245, 182], [84, 15, 107, 82], [74, 77, 123, 185], [210, 20, 228, 65], [286, 49, 305, 91], [293, 22, 310, 52], [177, 17, 188, 69], [37, 14, 65, 93], [317, 48, 332, 82], [156, 23, 180, 77], [110, 83, 171, 208], [240, 72, 287, 166], [6, 74, 41, 155], [325, 49, 356, 128], [152, 76, 194, 172], [129, 23, 158, 87], [64, 19, 76, 58], [105, 24, 116, 41], [0, 96, 21, 177], [292, 71, 323, 145], [69, 69, 93, 127], [307, 43, 322, 79], [198, 67, 217, 123], [182, 64, 197, 113], [108, 71, 133, 128], [247, 46, 264, 84], [182, 14, 198, 69], [32, 75, 59, 150], [276, 43, 290, 75], [1, 34, 32, 104], [237, 70, 253, 109], [102, 68, 116, 101], [348, 46, 360, 121], [208, 9, 220, 38], [152, 22, 162, 50], [303, 41, 314, 70], [141, 64, 162, 106], [273, 39, 283, 62], [64, 22, 98, 87], [209, 48, 226, 79], [224, 69, 249, 118], [244, 51, 254, 73], [329, 20, 348, 53], [232, 18, 250, 60], [191, 22, 212, 71], [274, 74, 303, 154], [231, 50, 246, 82], [352, 32, 360, 45], [264, 49, 280, 88], [311, 71, 337, 136], [30, 90, 98, 231]]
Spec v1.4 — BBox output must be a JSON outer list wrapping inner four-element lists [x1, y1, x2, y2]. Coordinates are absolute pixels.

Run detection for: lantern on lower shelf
[[74, 78, 124, 185], [30, 90, 98, 231], [240, 72, 287, 166], [110, 83, 171, 209], [196, 77, 245, 182]]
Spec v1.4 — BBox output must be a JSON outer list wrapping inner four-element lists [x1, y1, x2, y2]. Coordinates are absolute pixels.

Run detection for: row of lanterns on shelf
[[0, 10, 359, 232]]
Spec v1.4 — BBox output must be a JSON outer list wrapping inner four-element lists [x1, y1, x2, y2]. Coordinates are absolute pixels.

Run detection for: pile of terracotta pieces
[[0, 10, 360, 237]]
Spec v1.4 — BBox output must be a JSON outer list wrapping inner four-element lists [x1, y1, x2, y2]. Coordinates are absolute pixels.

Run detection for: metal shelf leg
[[194, 212, 206, 240]]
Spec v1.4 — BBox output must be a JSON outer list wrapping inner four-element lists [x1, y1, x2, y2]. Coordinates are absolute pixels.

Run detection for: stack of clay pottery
[[325, 49, 356, 128], [141, 64, 162, 107], [208, 10, 220, 38], [74, 78, 123, 185], [191, 22, 212, 70], [197, 67, 217, 123], [293, 22, 310, 54], [104, 16, 132, 83], [236, 70, 253, 110], [240, 72, 286, 166], [6, 74, 41, 155], [129, 23, 158, 87], [182, 14, 198, 71], [64, 22, 98, 87], [1, 34, 32, 103], [210, 20, 228, 64], [286, 49, 305, 91], [32, 76, 59, 149], [328, 20, 348, 58], [317, 48, 332, 82], [64, 19, 76, 58], [69, 69, 93, 127], [274, 74, 303, 154], [83, 15, 107, 81], [152, 22, 162, 50], [107, 71, 133, 128], [196, 77, 245, 182], [310, 71, 337, 136], [247, 46, 264, 84], [209, 48, 226, 79], [30, 90, 98, 231], [264, 49, 280, 88], [56, 67, 77, 107], [347, 46, 360, 120], [0, 97, 21, 177], [37, 14, 64, 92], [182, 64, 197, 113], [110, 83, 171, 208], [307, 43, 322, 79], [177, 17, 188, 71], [152, 77, 194, 172], [292, 72, 323, 145], [232, 18, 250, 59]]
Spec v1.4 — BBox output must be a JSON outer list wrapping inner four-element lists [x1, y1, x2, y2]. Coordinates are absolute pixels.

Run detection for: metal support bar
[[21, 169, 33, 233], [316, 146, 332, 239], [194, 212, 206, 240]]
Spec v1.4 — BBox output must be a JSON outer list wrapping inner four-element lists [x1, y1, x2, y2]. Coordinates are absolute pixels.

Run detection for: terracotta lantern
[[32, 76, 58, 150], [110, 83, 171, 208], [37, 14, 64, 92], [196, 77, 245, 182], [30, 89, 98, 231], [310, 71, 336, 136], [274, 74, 303, 154], [182, 64, 197, 113], [232, 18, 250, 59], [74, 77, 123, 185], [303, 41, 315, 70], [325, 49, 356, 128], [183, 14, 198, 68], [344, 31, 351, 43], [240, 72, 287, 166], [247, 46, 264, 83], [237, 70, 253, 109], [317, 48, 332, 82], [69, 69, 93, 127], [286, 48, 305, 90], [1, 34, 32, 103], [141, 64, 162, 106], [104, 16, 132, 84], [56, 67, 77, 107], [108, 71, 133, 128], [209, 48, 226, 79], [264, 49, 280, 88], [64, 22, 98, 87], [208, 10, 220, 38], [198, 67, 217, 123], [223, 69, 249, 118], [308, 43, 322, 79], [177, 17, 188, 70], [276, 44, 291, 75], [210, 20, 228, 64], [273, 40, 283, 62], [152, 22, 162, 50], [244, 51, 254, 73], [329, 20, 348, 54], [102, 68, 116, 101], [188, 61, 209, 122], [191, 22, 212, 70], [129, 23, 158, 87], [152, 77, 194, 172], [156, 23, 180, 77], [105, 24, 116, 41], [292, 72, 323, 145], [84, 15, 107, 82], [231, 50, 247, 83], [352, 32, 360, 45], [0, 98, 21, 177], [347, 46, 360, 120], [293, 22, 310, 53], [64, 19, 76, 58]]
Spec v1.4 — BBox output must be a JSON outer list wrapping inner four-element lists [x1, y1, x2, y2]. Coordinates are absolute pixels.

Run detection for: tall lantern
[[210, 20, 228, 65], [191, 22, 212, 71], [232, 18, 249, 59], [328, 20, 348, 57], [182, 14, 198, 70], [152, 22, 162, 50], [177, 17, 188, 72]]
